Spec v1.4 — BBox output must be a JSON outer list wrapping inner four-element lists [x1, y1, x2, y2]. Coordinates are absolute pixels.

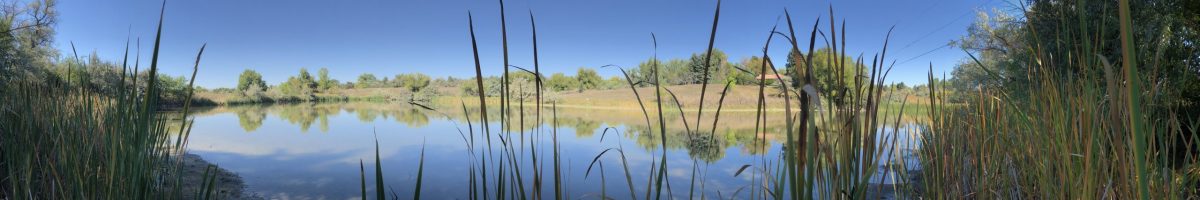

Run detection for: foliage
[[459, 77, 478, 95], [740, 56, 767, 77], [546, 72, 576, 92], [950, 1, 1200, 108], [156, 74, 191, 104], [947, 9, 1024, 98], [685, 48, 729, 84], [0, 0, 57, 83], [278, 68, 317, 99], [924, 1, 1200, 198], [482, 76, 503, 97], [626, 49, 761, 87], [634, 58, 690, 86], [725, 64, 756, 85], [237, 69, 267, 94], [394, 73, 431, 93], [784, 47, 864, 105], [317, 67, 337, 91], [506, 73, 537, 99], [604, 76, 624, 90], [355, 73, 380, 89], [0, 1, 218, 197], [575, 67, 602, 92]]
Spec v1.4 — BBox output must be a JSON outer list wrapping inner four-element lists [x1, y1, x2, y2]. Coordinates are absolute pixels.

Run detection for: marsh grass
[[358, 0, 1199, 199], [434, 1, 915, 199], [0, 1, 219, 198], [354, 1, 912, 199], [916, 0, 1200, 198]]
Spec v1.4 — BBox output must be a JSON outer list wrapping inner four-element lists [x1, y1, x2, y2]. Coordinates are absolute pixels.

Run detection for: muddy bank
[[178, 153, 259, 199]]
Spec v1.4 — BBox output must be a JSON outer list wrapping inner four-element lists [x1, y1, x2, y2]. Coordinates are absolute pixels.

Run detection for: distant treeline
[[2, 47, 197, 106], [214, 47, 896, 102]]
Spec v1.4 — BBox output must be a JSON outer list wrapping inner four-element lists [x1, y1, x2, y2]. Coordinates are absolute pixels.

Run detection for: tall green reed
[[1, 1, 216, 198], [916, 0, 1199, 198], [364, 2, 937, 200]]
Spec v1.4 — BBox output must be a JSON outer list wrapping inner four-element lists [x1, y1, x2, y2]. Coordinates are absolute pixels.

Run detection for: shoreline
[[179, 153, 259, 199]]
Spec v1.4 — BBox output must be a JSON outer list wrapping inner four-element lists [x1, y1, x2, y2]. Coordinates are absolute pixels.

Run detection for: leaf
[[599, 127, 615, 143], [733, 164, 753, 177], [585, 148, 617, 178]]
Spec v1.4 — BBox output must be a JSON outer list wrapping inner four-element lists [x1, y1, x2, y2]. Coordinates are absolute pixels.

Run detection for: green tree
[[157, 75, 190, 103], [397, 73, 431, 93], [811, 47, 864, 101], [459, 79, 478, 95], [575, 67, 602, 92], [948, 10, 1024, 97], [296, 68, 316, 89], [741, 56, 767, 76], [947, 1, 1199, 113], [546, 72, 576, 92], [279, 68, 317, 97], [505, 72, 538, 100], [635, 58, 692, 86], [0, 0, 57, 82], [355, 73, 378, 89], [317, 68, 335, 90], [783, 49, 803, 88], [726, 63, 757, 85], [605, 76, 624, 89], [740, 56, 774, 85], [634, 59, 662, 86], [482, 77, 503, 97], [783, 47, 865, 105], [237, 69, 267, 94], [686, 49, 729, 84]]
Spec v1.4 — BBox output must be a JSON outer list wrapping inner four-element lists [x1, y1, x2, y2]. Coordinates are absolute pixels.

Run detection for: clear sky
[[53, 0, 1007, 88]]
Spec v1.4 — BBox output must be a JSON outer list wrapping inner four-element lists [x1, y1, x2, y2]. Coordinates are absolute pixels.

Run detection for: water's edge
[[179, 153, 258, 199]]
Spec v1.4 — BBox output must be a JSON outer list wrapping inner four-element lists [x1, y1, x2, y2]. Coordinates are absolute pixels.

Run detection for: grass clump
[[918, 0, 1200, 198], [358, 0, 1199, 199], [0, 1, 221, 198]]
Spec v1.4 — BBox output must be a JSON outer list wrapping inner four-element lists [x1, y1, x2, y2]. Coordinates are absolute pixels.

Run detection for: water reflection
[[194, 102, 807, 158], [185, 102, 923, 199], [233, 107, 266, 132]]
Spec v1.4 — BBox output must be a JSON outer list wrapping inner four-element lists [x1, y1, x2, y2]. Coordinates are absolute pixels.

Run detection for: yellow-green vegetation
[[437, 84, 933, 112], [360, 1, 950, 199], [920, 0, 1200, 198], [3, 0, 1198, 199], [0, 1, 229, 198], [363, 0, 1200, 199]]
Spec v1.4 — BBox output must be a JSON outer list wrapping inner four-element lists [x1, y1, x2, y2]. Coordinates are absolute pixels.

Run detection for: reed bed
[[359, 0, 1199, 199], [0, 2, 220, 198], [916, 0, 1200, 198], [11, 0, 1196, 199], [362, 0, 925, 198]]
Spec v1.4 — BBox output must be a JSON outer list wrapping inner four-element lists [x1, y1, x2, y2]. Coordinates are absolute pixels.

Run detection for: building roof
[[756, 74, 790, 80]]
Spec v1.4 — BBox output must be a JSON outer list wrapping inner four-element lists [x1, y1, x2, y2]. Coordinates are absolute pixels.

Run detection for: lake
[[185, 102, 922, 199]]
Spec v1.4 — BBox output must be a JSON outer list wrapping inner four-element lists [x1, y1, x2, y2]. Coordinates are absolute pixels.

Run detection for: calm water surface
[[186, 102, 921, 199]]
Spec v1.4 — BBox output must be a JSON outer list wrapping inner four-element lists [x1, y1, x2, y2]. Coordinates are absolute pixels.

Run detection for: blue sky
[[54, 0, 1006, 88]]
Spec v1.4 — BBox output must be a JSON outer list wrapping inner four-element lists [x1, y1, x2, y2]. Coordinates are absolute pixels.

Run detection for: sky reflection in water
[[186, 102, 920, 199]]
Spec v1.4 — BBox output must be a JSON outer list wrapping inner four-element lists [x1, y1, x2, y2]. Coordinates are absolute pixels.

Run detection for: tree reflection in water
[[195, 102, 917, 159]]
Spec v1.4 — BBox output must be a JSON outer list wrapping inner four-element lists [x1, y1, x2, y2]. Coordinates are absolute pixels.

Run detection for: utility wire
[[898, 0, 995, 51]]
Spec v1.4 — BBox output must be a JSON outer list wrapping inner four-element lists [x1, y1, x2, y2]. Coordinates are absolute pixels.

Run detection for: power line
[[898, 43, 950, 65], [898, 0, 995, 51]]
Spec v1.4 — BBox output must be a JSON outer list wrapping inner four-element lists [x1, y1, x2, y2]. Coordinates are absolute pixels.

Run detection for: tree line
[[232, 68, 434, 102], [227, 47, 873, 102], [946, 2, 1199, 107]]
